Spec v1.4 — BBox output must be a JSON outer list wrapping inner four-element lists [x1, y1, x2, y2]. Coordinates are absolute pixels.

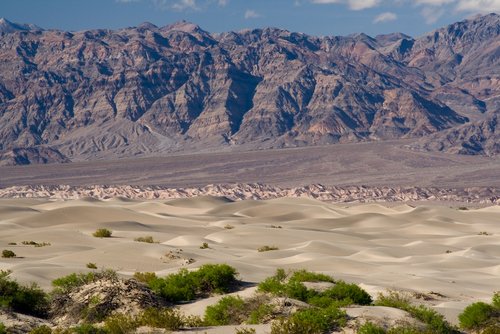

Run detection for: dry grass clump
[[258, 245, 279, 252], [134, 236, 156, 243], [92, 228, 112, 238]]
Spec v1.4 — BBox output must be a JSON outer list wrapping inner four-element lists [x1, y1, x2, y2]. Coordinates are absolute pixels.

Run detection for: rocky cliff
[[0, 14, 498, 164]]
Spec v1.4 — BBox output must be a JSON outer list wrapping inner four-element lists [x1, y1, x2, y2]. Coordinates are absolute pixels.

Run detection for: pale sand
[[0, 197, 498, 329]]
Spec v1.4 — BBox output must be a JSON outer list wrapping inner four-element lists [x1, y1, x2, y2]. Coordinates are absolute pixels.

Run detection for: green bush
[[247, 302, 274, 324], [376, 291, 457, 334], [375, 291, 412, 310], [492, 292, 500, 309], [235, 328, 256, 334], [0, 272, 49, 318], [0, 323, 6, 334], [357, 322, 386, 334], [92, 229, 112, 238], [2, 249, 16, 258], [72, 323, 107, 334], [148, 264, 238, 302], [204, 296, 247, 326], [103, 314, 137, 334], [29, 325, 52, 334], [271, 305, 346, 334], [289, 270, 334, 283], [138, 307, 185, 330], [458, 302, 495, 331], [323, 281, 372, 305], [52, 269, 117, 294]]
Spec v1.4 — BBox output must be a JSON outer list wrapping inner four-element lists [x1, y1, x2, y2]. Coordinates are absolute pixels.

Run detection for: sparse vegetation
[[137, 307, 186, 330], [375, 291, 457, 334], [0, 322, 6, 334], [224, 224, 235, 229], [2, 249, 16, 258], [205, 295, 247, 325], [478, 231, 491, 235], [92, 228, 112, 238], [22, 241, 51, 247], [86, 262, 98, 269], [103, 314, 137, 334], [8, 242, 16, 245], [134, 236, 155, 243], [270, 225, 283, 229], [458, 206, 468, 210], [258, 245, 279, 252], [200, 242, 210, 249], [133, 271, 158, 284]]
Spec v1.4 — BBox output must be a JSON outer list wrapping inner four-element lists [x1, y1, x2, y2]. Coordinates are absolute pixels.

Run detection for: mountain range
[[0, 14, 498, 165]]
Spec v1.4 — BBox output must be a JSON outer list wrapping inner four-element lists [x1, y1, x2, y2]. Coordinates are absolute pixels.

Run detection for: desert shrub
[[458, 302, 495, 331], [0, 272, 49, 318], [204, 295, 247, 326], [258, 245, 279, 252], [138, 307, 185, 330], [183, 314, 204, 327], [386, 325, 426, 334], [323, 281, 372, 305], [22, 241, 51, 247], [192, 263, 238, 294], [134, 236, 155, 243], [2, 249, 16, 258], [410, 305, 455, 334], [358, 322, 386, 334], [224, 224, 235, 229], [92, 229, 112, 238], [149, 264, 238, 302], [29, 325, 52, 334], [375, 290, 412, 310], [0, 323, 6, 334], [259, 269, 370, 308], [200, 242, 210, 249], [289, 270, 334, 284], [52, 269, 117, 294], [492, 292, 500, 309], [481, 324, 500, 334], [271, 305, 346, 334], [133, 271, 157, 285], [247, 301, 274, 324], [376, 291, 457, 334], [86, 263, 97, 269], [72, 323, 107, 334], [103, 314, 137, 334], [235, 328, 256, 334]]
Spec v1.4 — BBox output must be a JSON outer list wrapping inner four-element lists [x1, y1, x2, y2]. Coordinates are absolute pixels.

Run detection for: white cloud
[[217, 0, 228, 6], [311, 0, 380, 10], [115, 0, 141, 2], [172, 0, 198, 10], [421, 6, 445, 23], [373, 11, 398, 22], [455, 0, 500, 12], [244, 9, 262, 19], [414, 0, 454, 5]]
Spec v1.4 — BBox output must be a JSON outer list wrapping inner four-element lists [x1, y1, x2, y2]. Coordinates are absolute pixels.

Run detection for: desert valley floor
[[0, 196, 498, 331]]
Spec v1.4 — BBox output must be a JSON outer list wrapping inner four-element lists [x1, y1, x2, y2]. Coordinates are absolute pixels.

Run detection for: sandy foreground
[[0, 196, 499, 331]]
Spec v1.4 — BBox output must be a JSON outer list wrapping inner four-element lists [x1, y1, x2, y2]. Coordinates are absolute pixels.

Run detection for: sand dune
[[0, 196, 499, 326]]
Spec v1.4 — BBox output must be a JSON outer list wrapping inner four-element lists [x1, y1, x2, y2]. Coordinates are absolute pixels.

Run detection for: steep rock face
[[0, 14, 498, 164], [0, 147, 70, 166]]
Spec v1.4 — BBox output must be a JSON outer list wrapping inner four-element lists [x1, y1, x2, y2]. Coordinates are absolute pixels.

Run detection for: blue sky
[[1, 0, 499, 37]]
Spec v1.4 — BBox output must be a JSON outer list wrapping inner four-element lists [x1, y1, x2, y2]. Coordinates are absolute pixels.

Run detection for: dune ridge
[[0, 183, 498, 204]]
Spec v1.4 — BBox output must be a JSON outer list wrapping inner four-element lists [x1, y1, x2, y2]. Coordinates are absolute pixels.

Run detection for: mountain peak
[[163, 20, 203, 34], [0, 18, 42, 33]]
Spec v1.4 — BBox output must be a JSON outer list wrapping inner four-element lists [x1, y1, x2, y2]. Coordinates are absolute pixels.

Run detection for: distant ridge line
[[0, 184, 498, 204]]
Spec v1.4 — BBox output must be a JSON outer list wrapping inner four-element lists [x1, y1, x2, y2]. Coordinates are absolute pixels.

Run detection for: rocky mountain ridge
[[0, 14, 498, 164]]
